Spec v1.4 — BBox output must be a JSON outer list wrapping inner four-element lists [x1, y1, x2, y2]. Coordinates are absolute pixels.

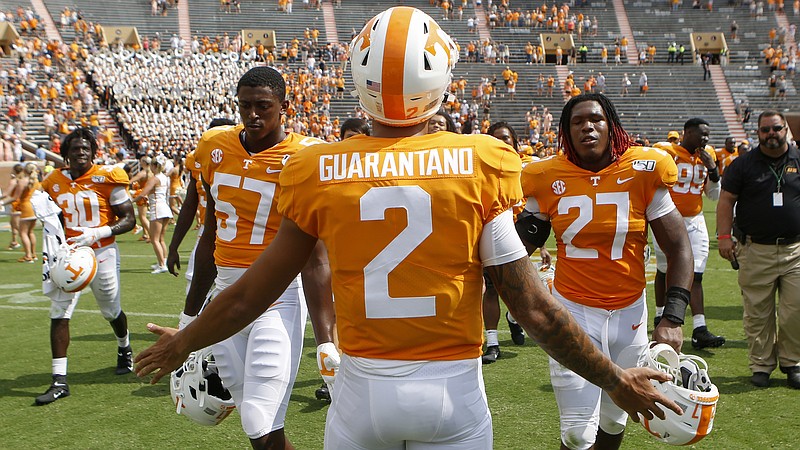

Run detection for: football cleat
[[315, 383, 331, 402], [482, 345, 501, 364], [35, 376, 70, 405], [506, 312, 525, 345], [116, 346, 133, 375], [691, 326, 725, 349]]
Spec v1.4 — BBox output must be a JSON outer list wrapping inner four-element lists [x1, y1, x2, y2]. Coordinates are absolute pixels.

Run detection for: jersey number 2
[[360, 186, 436, 319]]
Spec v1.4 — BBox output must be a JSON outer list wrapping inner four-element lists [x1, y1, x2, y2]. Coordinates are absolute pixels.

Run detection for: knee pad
[[560, 420, 597, 450], [92, 269, 121, 320], [240, 397, 283, 439], [694, 272, 704, 283]]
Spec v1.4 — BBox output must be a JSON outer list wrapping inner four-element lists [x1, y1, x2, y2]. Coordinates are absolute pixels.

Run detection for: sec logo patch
[[551, 179, 566, 195], [210, 148, 223, 164]]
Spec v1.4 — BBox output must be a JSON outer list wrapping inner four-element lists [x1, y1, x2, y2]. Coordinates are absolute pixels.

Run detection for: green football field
[[0, 202, 797, 449]]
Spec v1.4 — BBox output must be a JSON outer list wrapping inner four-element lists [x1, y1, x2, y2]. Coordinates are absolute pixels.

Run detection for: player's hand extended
[[653, 318, 684, 353], [166, 248, 181, 277], [68, 226, 112, 247], [317, 342, 340, 395], [607, 366, 683, 423], [134, 323, 187, 384]]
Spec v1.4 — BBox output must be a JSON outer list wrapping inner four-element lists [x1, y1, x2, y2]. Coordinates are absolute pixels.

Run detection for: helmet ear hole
[[361, 50, 370, 66], [423, 21, 429, 33], [170, 349, 236, 426], [423, 54, 432, 71]]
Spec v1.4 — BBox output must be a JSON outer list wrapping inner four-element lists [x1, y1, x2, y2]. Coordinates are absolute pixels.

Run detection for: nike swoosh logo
[[266, 167, 282, 174], [53, 392, 63, 398], [632, 322, 643, 330], [617, 176, 634, 184]]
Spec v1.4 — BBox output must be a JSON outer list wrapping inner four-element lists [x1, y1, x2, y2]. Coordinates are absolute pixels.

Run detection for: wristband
[[662, 286, 690, 325], [707, 166, 720, 183], [717, 234, 731, 240]]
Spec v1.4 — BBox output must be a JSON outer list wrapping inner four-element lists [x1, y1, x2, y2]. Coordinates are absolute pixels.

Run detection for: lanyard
[[768, 163, 786, 192]]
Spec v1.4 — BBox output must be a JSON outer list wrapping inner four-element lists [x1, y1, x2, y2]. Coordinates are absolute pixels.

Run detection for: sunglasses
[[759, 125, 785, 133]]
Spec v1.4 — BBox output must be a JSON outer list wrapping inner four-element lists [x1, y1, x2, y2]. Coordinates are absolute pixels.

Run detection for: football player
[[652, 118, 725, 350], [136, 8, 681, 449], [519, 93, 694, 450], [37, 128, 137, 405], [172, 67, 335, 449], [481, 121, 551, 363], [166, 118, 236, 314]]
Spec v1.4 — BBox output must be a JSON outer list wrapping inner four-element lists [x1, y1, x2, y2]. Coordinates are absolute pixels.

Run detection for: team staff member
[[520, 93, 693, 450], [652, 118, 725, 349], [717, 110, 800, 389], [175, 67, 335, 449], [37, 128, 137, 405], [136, 8, 681, 449]]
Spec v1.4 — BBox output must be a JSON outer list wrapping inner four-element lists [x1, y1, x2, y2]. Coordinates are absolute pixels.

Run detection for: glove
[[316, 342, 340, 395], [68, 226, 112, 247], [178, 312, 196, 330]]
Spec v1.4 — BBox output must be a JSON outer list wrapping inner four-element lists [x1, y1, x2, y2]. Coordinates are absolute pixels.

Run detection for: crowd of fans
[[0, 0, 796, 166]]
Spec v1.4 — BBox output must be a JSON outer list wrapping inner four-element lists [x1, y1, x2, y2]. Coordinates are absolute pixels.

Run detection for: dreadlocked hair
[[237, 66, 286, 102], [558, 93, 633, 167]]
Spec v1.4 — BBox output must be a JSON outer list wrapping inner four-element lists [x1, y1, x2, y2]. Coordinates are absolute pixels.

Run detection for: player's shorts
[[548, 287, 648, 450], [209, 267, 307, 439], [50, 243, 122, 321], [324, 355, 492, 449], [653, 213, 709, 273]]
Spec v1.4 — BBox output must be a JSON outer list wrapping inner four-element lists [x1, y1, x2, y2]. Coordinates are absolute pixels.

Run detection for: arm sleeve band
[[109, 186, 131, 206], [480, 209, 529, 267], [645, 187, 676, 221], [515, 209, 552, 249]]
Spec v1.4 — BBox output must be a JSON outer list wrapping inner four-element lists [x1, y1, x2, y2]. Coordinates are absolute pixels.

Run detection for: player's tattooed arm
[[487, 257, 682, 421], [486, 257, 621, 391]]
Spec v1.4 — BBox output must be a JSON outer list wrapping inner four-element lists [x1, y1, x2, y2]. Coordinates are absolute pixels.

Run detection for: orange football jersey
[[184, 151, 207, 222], [521, 146, 677, 310], [195, 125, 324, 268], [41, 165, 131, 248], [653, 142, 717, 217], [279, 133, 522, 361]]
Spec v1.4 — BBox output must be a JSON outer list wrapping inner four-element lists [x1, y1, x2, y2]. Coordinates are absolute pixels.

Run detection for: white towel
[[31, 191, 78, 303]]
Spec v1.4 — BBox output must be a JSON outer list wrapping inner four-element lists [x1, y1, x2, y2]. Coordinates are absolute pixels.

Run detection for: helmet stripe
[[382, 7, 413, 121]]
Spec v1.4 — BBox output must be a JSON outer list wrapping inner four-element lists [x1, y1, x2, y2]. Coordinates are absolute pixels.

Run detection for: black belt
[[747, 235, 800, 245]]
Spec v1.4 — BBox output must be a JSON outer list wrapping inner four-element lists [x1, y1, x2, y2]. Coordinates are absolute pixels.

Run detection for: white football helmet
[[50, 245, 98, 293], [534, 262, 555, 291], [349, 6, 458, 126], [639, 344, 719, 446], [170, 348, 235, 426]]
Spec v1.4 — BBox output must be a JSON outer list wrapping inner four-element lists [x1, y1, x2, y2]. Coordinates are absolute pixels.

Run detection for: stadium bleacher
[[0, 0, 796, 163]]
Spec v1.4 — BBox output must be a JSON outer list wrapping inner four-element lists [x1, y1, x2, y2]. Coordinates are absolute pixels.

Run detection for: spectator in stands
[[621, 73, 631, 97], [639, 72, 649, 96], [427, 109, 457, 134]]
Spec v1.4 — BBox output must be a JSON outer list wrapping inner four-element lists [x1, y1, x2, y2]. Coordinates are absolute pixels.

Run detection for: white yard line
[[0, 304, 177, 318]]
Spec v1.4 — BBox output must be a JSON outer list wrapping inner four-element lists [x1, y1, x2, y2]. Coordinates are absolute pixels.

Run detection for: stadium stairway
[[188, 0, 327, 46], [29, 0, 62, 43], [42, 0, 180, 42]]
